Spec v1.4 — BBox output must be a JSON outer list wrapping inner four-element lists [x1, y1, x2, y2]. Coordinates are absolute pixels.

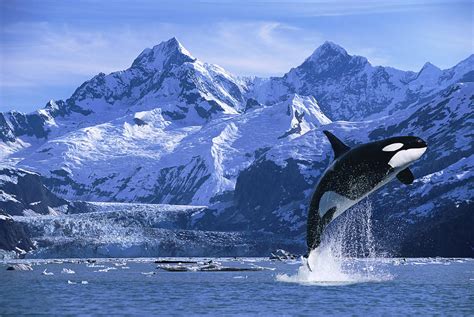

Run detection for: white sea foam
[[277, 200, 393, 285]]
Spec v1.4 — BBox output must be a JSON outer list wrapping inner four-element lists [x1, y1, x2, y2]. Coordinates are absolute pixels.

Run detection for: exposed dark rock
[[0, 211, 35, 254], [0, 167, 68, 216], [0, 99, 91, 143], [133, 117, 147, 126], [139, 156, 211, 205], [244, 98, 261, 111], [398, 202, 474, 257], [231, 158, 322, 235]]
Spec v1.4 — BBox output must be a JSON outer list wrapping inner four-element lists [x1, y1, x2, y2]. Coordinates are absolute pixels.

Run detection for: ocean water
[[0, 257, 473, 316]]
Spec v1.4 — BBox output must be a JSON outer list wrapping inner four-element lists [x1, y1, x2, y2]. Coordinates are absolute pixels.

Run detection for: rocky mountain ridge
[[0, 38, 472, 258]]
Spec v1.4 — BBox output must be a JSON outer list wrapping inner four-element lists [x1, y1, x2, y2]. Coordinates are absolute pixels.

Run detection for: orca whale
[[306, 130, 427, 252]]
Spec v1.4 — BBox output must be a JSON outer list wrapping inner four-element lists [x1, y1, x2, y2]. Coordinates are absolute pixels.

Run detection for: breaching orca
[[306, 131, 427, 252]]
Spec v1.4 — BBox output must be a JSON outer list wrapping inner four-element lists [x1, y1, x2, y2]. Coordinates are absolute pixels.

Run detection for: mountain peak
[[414, 62, 442, 82], [307, 41, 349, 62], [420, 62, 441, 73], [292, 41, 366, 78], [131, 37, 195, 71], [159, 37, 192, 56]]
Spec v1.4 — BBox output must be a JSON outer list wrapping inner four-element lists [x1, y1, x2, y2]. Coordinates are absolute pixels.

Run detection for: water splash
[[277, 200, 392, 285]]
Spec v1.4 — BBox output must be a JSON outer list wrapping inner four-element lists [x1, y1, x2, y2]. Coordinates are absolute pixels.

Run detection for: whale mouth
[[415, 138, 427, 148], [388, 146, 427, 169]]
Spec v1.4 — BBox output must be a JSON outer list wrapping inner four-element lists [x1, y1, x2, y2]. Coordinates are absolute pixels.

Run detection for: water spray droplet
[[277, 200, 392, 285]]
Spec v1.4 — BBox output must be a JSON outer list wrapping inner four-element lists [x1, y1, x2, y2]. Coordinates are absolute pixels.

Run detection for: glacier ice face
[[13, 202, 296, 258]]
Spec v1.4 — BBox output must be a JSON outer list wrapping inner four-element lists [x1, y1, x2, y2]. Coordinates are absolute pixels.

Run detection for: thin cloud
[[192, 21, 323, 76], [1, 20, 325, 88]]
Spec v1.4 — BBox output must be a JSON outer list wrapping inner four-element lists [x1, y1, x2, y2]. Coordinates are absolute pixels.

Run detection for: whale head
[[380, 136, 427, 169]]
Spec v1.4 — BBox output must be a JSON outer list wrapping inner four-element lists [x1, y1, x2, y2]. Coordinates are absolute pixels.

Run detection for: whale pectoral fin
[[397, 168, 414, 185], [322, 207, 337, 227]]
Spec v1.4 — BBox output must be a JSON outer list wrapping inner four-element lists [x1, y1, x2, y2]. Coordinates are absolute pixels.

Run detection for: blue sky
[[1, 0, 472, 112]]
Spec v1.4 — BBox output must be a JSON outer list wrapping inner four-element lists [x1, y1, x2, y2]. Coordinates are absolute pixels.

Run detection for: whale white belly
[[318, 172, 399, 221]]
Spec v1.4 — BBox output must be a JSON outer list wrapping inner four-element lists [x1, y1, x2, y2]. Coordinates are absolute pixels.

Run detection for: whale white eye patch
[[382, 143, 404, 152]]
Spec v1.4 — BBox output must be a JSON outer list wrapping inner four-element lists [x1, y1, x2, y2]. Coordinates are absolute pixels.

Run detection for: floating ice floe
[[61, 268, 75, 274], [114, 262, 127, 267], [6, 263, 33, 271], [42, 269, 54, 275], [154, 259, 198, 264], [392, 259, 407, 266], [270, 249, 297, 261], [157, 262, 272, 272], [68, 280, 88, 284], [96, 267, 117, 273]]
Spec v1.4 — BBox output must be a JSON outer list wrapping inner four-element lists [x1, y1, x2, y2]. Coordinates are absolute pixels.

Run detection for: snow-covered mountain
[[252, 41, 473, 120], [0, 38, 250, 158], [0, 38, 472, 258]]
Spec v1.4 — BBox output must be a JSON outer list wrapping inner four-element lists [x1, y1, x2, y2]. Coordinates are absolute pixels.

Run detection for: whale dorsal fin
[[323, 130, 350, 159], [397, 168, 414, 185]]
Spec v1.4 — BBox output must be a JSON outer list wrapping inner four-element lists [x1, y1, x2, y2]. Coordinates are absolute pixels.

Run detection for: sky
[[0, 0, 472, 112]]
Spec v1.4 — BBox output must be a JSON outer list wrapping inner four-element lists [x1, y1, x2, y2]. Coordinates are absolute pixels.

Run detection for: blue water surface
[[0, 257, 473, 316]]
